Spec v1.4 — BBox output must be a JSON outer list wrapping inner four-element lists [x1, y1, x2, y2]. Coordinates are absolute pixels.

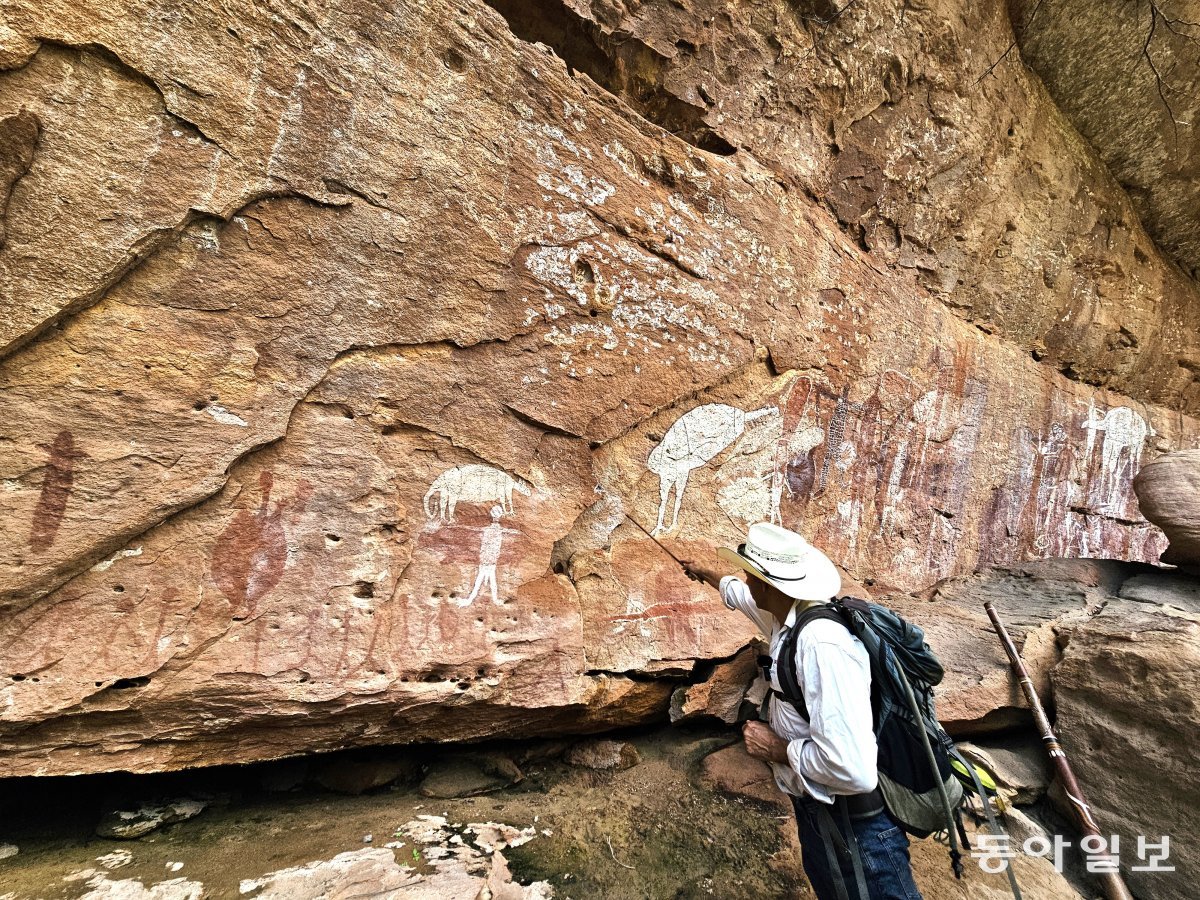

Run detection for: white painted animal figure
[[648, 403, 778, 534], [1081, 405, 1152, 503], [423, 464, 531, 522]]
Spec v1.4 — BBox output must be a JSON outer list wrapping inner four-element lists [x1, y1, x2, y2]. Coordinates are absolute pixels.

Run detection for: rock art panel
[[570, 521, 753, 675], [0, 399, 674, 775], [210, 472, 312, 620], [4, 0, 1200, 777], [815, 385, 863, 497], [601, 347, 1197, 594], [1081, 403, 1152, 514], [421, 461, 530, 609]]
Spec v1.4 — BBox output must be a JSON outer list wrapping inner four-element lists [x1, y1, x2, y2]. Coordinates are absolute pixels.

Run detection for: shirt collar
[[782, 598, 824, 630]]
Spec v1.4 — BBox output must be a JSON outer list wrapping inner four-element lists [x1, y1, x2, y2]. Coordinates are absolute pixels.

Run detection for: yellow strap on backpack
[[951, 756, 1004, 810]]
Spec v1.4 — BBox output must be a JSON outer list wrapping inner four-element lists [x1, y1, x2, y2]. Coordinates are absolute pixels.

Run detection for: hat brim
[[717, 545, 771, 582], [716, 544, 842, 602]]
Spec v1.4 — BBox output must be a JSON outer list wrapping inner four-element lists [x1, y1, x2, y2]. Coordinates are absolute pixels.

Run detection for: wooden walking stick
[[983, 601, 1135, 900]]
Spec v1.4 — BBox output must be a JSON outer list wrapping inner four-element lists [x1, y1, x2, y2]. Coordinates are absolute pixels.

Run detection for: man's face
[[746, 575, 771, 608]]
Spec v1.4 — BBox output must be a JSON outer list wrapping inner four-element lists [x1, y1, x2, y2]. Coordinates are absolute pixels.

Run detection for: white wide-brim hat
[[717, 522, 841, 602]]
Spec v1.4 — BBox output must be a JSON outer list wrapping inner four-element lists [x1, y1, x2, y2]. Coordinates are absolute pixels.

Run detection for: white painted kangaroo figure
[[648, 403, 778, 535], [423, 464, 531, 522]]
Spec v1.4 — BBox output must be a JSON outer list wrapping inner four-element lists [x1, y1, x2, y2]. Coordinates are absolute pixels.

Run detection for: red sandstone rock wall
[[1, 0, 1197, 773]]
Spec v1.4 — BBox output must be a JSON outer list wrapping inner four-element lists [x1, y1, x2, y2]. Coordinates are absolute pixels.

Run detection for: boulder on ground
[[419, 754, 522, 799], [563, 739, 640, 771], [512, 740, 572, 766], [669, 644, 759, 724], [1053, 592, 1200, 900], [312, 750, 419, 795], [257, 758, 310, 793], [95, 800, 207, 840], [1135, 450, 1200, 571], [956, 734, 1052, 805], [997, 805, 1052, 847]]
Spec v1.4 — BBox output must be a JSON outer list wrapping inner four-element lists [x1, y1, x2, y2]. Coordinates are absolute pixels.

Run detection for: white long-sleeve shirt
[[721, 575, 878, 804]]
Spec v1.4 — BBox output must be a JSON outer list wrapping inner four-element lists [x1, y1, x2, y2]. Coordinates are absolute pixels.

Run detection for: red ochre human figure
[[211, 471, 311, 620], [29, 430, 87, 553]]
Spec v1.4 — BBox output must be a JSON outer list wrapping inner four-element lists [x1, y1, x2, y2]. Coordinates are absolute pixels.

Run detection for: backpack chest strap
[[774, 604, 851, 721]]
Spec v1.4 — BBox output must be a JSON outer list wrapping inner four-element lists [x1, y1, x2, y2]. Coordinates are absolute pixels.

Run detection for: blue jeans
[[792, 796, 924, 900]]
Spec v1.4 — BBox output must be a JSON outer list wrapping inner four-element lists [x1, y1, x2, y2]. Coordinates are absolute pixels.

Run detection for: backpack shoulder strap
[[775, 602, 849, 721]]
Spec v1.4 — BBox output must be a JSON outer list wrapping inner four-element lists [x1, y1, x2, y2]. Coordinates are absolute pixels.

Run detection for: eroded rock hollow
[[1, 0, 1198, 784]]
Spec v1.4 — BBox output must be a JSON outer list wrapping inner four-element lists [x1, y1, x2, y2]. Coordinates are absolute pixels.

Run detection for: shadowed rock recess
[[1, 0, 1199, 799]]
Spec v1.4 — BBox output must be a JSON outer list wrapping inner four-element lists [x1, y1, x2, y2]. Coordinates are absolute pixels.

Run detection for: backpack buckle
[[757, 654, 773, 681]]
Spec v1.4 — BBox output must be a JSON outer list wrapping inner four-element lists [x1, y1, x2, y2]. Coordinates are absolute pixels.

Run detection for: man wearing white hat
[[688, 522, 923, 900]]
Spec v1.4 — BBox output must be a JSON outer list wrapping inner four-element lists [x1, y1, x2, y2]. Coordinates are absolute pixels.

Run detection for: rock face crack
[[0, 109, 39, 249], [33, 39, 241, 159]]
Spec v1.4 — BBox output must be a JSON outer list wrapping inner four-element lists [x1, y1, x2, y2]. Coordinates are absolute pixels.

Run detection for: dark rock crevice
[[480, 0, 737, 156]]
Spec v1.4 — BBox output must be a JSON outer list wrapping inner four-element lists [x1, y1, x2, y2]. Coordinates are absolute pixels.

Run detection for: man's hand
[[743, 720, 790, 764], [682, 561, 725, 589]]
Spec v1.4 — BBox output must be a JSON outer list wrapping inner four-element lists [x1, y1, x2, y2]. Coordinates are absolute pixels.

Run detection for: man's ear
[[767, 583, 791, 604]]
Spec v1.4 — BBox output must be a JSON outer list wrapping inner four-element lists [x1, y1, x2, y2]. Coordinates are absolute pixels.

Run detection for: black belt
[[797, 787, 885, 821]]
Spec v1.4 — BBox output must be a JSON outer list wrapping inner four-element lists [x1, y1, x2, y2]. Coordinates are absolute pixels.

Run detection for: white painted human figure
[[648, 403, 777, 534], [459, 506, 515, 606]]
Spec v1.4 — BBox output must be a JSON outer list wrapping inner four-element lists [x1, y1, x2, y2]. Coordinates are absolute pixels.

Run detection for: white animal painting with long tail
[[423, 464, 532, 522], [648, 403, 778, 534], [1081, 403, 1153, 513]]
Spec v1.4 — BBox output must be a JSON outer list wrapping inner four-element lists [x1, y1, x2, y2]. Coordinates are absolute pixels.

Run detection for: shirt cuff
[[719, 575, 740, 609], [786, 738, 834, 805]]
